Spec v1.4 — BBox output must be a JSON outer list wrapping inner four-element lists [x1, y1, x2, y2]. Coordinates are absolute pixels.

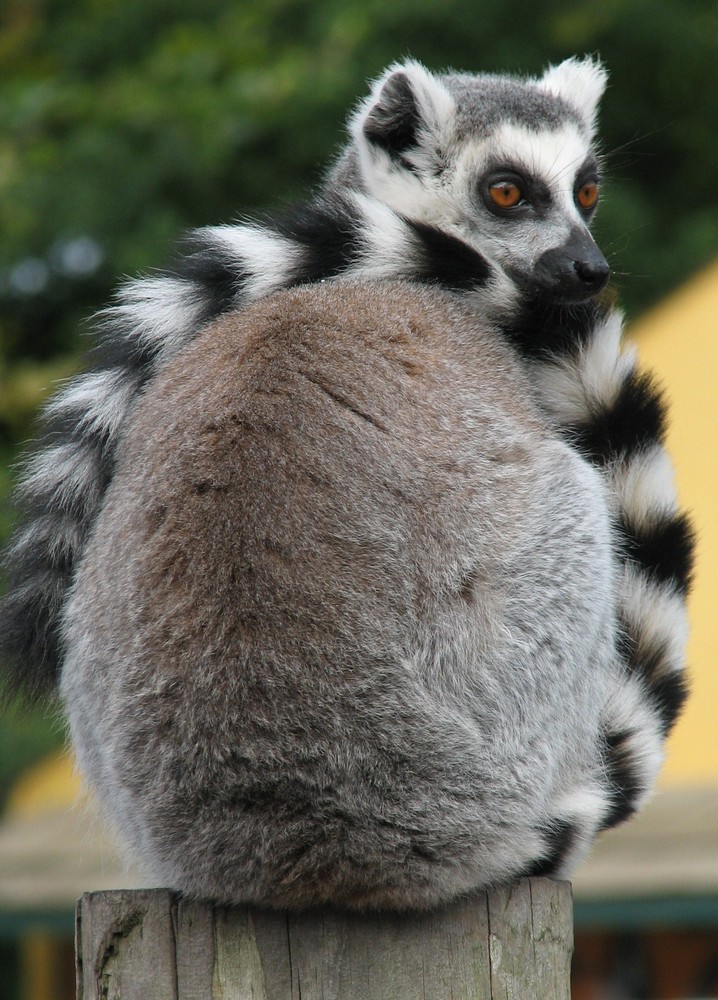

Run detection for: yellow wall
[[630, 263, 718, 786], [6, 751, 81, 819]]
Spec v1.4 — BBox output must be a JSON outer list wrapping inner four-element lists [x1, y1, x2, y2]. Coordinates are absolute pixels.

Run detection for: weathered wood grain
[[76, 878, 573, 999], [486, 879, 573, 1000]]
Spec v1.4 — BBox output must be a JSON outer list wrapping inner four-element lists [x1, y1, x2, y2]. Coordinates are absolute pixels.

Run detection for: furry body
[[2, 58, 693, 906], [62, 281, 615, 906]]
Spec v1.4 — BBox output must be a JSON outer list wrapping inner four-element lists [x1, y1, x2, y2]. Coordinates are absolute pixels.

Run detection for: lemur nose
[[574, 257, 610, 293], [533, 234, 610, 302]]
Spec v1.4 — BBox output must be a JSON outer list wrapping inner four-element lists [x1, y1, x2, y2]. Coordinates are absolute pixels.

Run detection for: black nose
[[574, 256, 610, 294], [533, 231, 610, 303]]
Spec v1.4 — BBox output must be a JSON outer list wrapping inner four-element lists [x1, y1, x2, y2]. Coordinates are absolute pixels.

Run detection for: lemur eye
[[489, 181, 523, 209], [577, 181, 599, 211]]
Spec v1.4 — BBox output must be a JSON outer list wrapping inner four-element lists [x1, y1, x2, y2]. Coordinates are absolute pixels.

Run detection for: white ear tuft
[[537, 56, 608, 136], [350, 59, 455, 158]]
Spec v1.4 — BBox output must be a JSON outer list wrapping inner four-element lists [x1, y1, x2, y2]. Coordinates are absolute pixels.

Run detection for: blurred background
[[0, 0, 717, 997]]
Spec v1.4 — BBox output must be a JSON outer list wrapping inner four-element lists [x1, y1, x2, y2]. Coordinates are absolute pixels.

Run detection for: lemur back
[[62, 280, 615, 906], [2, 58, 692, 907]]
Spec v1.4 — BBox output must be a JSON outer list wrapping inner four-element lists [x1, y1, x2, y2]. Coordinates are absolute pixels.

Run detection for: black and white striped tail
[[517, 298, 693, 831]]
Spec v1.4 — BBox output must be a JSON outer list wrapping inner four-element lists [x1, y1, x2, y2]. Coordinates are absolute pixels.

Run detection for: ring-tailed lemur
[[2, 58, 692, 907]]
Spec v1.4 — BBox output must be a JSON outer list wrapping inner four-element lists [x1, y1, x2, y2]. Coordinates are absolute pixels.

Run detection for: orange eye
[[489, 181, 523, 209], [577, 181, 599, 211]]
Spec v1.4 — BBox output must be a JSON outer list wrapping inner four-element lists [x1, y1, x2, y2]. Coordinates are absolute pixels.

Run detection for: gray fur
[[61, 280, 615, 907], [445, 75, 582, 136]]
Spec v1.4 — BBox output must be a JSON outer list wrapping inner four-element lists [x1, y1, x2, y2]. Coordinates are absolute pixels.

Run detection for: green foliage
[[1, 0, 716, 367], [0, 0, 717, 793]]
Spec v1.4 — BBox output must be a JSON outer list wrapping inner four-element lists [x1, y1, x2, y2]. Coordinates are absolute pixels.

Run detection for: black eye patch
[[481, 165, 552, 216]]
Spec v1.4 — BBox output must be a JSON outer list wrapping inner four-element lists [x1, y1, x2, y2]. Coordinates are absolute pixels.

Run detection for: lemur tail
[[521, 300, 694, 827], [1, 276, 205, 698]]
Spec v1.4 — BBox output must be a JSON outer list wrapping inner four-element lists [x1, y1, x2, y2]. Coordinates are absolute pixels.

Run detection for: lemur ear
[[353, 60, 455, 161], [537, 56, 607, 136]]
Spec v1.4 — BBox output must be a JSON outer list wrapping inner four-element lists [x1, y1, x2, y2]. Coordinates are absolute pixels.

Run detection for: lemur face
[[352, 58, 609, 303], [457, 120, 609, 302]]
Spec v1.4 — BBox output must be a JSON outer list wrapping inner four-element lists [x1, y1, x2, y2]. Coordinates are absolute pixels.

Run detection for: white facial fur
[[451, 122, 598, 269], [356, 118, 597, 276]]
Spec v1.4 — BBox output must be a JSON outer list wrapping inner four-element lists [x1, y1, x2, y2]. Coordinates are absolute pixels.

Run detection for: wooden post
[[75, 878, 572, 999]]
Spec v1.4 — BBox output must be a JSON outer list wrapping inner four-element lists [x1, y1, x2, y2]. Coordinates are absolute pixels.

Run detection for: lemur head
[[332, 57, 609, 303]]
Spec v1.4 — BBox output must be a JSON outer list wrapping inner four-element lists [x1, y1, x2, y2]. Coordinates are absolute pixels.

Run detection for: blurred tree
[[0, 0, 717, 795]]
